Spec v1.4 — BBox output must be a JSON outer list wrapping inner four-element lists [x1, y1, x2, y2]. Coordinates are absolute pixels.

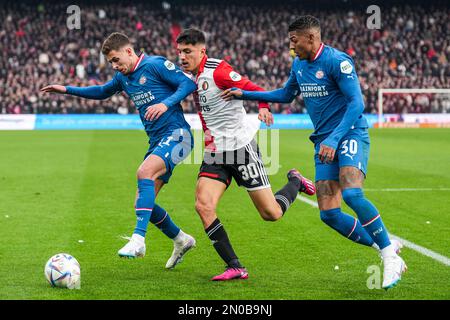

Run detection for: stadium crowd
[[1, 0, 449, 115]]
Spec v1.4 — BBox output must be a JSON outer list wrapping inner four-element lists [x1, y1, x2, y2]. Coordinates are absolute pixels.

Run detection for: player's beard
[[294, 45, 313, 60], [292, 48, 306, 60], [298, 50, 312, 61]]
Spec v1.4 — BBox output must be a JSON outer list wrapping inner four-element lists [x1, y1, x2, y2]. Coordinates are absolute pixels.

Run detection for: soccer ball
[[44, 253, 81, 289]]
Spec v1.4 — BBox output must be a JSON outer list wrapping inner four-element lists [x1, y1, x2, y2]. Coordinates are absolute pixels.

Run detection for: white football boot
[[165, 231, 196, 269], [382, 253, 407, 290], [118, 234, 146, 258], [374, 238, 403, 255], [375, 239, 407, 289], [391, 238, 403, 254]]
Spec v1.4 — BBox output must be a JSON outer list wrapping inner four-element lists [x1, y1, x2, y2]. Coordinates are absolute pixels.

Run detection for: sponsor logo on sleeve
[[164, 60, 176, 70], [229, 71, 242, 81], [340, 60, 353, 74]]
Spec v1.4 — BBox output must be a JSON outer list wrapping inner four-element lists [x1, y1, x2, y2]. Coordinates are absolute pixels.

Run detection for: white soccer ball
[[44, 253, 81, 289]]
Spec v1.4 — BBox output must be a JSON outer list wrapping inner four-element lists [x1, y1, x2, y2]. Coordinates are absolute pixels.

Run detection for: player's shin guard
[[205, 218, 242, 268], [342, 188, 391, 250], [150, 204, 181, 239], [133, 179, 155, 237], [274, 181, 298, 215], [320, 208, 375, 246]]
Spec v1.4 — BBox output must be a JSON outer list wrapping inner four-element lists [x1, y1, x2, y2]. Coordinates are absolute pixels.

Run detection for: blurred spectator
[[0, 0, 448, 115]]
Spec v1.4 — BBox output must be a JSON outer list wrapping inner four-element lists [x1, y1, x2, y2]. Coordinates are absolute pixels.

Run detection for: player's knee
[[320, 208, 340, 225], [264, 215, 281, 222], [195, 198, 215, 217], [260, 206, 283, 222], [136, 166, 148, 179], [195, 200, 217, 228], [342, 188, 364, 208], [260, 210, 281, 222], [136, 166, 157, 180]]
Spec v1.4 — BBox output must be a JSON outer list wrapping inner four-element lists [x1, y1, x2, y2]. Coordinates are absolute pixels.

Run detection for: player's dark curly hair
[[101, 32, 131, 55], [288, 15, 321, 32], [176, 28, 206, 45]]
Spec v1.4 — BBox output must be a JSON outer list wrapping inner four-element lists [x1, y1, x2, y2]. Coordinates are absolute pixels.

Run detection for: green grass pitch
[[0, 128, 449, 300]]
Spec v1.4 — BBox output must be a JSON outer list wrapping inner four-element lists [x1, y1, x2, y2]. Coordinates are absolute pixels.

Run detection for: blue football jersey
[[112, 54, 196, 142], [284, 44, 368, 147], [66, 54, 197, 144]]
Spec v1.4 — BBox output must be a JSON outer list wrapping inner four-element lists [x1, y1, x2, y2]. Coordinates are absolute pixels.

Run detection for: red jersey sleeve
[[213, 61, 270, 110]]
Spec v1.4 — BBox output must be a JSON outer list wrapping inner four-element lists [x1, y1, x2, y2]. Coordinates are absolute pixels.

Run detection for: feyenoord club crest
[[139, 76, 147, 85], [315, 70, 324, 79], [202, 81, 209, 91]]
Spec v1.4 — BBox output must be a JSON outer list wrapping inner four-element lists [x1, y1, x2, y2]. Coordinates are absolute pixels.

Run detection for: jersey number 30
[[340, 139, 358, 155], [238, 163, 260, 181]]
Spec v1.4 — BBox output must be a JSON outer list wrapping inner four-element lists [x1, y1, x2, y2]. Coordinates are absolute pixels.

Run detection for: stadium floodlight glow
[[377, 88, 450, 128]]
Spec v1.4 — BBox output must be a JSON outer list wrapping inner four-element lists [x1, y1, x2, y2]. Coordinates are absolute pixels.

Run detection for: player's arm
[[320, 58, 364, 160], [213, 61, 273, 126], [144, 59, 197, 121], [41, 76, 122, 100], [221, 64, 300, 104]]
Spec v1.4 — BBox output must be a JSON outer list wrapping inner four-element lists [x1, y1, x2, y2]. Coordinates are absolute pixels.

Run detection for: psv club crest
[[139, 76, 147, 85], [315, 70, 324, 79]]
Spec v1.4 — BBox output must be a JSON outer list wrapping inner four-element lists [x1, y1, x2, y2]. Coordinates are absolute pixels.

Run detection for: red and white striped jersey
[[193, 55, 269, 152]]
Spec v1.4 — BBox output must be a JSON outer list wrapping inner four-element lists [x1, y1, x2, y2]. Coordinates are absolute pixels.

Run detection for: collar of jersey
[[131, 52, 145, 73], [196, 54, 209, 81], [311, 43, 325, 62]]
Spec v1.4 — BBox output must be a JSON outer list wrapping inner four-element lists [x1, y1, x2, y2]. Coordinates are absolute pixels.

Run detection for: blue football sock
[[150, 204, 181, 239], [133, 179, 155, 237], [342, 188, 391, 250], [320, 208, 374, 246]]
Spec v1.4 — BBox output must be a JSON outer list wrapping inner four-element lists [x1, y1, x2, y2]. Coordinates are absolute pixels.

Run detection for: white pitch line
[[296, 195, 450, 267], [364, 188, 450, 192], [389, 235, 450, 266]]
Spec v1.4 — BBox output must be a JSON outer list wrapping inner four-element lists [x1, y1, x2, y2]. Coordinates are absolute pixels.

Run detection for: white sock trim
[[381, 244, 396, 258], [132, 233, 145, 245], [174, 230, 186, 243]]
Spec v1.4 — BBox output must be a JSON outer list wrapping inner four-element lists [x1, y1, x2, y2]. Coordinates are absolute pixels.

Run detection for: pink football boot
[[287, 169, 316, 196], [211, 267, 249, 281]]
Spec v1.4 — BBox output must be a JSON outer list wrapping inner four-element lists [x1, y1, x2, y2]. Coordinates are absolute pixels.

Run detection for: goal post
[[377, 88, 450, 128]]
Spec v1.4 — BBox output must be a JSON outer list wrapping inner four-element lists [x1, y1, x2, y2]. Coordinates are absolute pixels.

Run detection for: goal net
[[376, 88, 450, 128]]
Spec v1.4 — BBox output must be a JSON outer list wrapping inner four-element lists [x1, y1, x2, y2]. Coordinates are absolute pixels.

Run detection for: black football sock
[[205, 218, 242, 268], [274, 180, 300, 215]]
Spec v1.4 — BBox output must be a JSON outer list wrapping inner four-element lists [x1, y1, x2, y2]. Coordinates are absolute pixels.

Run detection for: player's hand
[[221, 88, 243, 101], [40, 85, 67, 94], [258, 108, 274, 126], [318, 143, 336, 164], [144, 103, 168, 121]]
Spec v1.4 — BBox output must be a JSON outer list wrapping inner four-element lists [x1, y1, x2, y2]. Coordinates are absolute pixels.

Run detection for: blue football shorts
[[314, 128, 370, 182], [144, 128, 194, 183]]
